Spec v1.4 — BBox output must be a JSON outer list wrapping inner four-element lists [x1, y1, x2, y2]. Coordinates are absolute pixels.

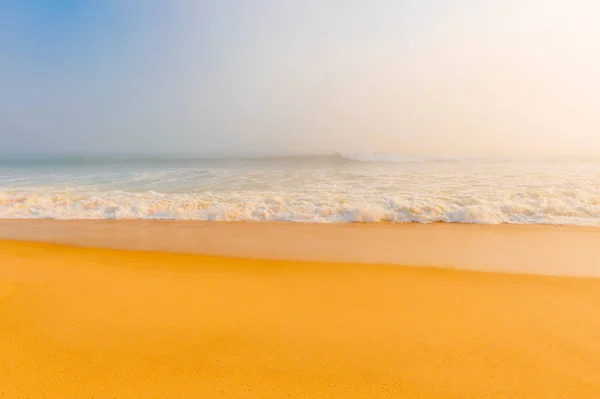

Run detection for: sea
[[1, 153, 599, 225]]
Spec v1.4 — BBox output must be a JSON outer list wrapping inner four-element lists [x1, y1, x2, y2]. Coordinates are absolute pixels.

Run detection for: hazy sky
[[1, 0, 599, 156]]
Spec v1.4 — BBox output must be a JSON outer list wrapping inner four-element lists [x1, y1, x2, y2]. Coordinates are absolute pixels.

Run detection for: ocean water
[[1, 153, 599, 225]]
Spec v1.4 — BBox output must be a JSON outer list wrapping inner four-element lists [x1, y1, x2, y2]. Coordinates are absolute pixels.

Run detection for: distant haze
[[1, 1, 599, 156]]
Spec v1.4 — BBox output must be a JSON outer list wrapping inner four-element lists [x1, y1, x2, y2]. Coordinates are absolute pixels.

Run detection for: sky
[[1, 0, 599, 156]]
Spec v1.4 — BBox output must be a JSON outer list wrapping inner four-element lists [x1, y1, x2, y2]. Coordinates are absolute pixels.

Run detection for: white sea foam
[[1, 155, 599, 225], [0, 186, 599, 225]]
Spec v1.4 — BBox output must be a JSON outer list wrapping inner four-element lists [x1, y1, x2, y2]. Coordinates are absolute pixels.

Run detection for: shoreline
[[1, 219, 600, 277]]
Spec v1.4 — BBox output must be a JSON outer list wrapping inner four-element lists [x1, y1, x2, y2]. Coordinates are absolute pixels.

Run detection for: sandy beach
[[2, 222, 600, 398], [4, 0, 600, 396]]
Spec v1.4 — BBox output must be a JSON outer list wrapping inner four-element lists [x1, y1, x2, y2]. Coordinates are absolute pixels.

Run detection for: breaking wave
[[1, 188, 599, 225], [2, 154, 600, 225]]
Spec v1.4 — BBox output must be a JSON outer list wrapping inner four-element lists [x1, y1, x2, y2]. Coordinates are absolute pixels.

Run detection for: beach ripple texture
[[1, 153, 599, 225]]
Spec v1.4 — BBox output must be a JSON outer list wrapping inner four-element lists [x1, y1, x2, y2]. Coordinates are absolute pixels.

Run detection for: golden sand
[[2, 238, 600, 398]]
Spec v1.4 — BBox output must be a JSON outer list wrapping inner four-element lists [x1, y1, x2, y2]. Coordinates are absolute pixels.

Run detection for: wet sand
[[1, 220, 600, 276], [2, 221, 600, 397]]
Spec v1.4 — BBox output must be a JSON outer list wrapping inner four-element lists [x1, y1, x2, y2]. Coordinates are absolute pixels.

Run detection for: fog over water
[[2, 2, 600, 224]]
